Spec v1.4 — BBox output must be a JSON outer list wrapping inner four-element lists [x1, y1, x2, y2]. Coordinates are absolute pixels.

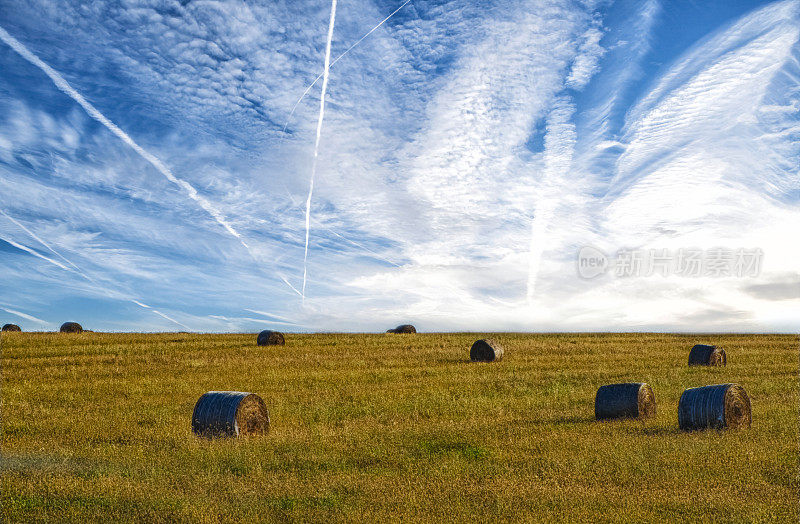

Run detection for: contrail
[[319, 225, 402, 267], [210, 314, 300, 326], [278, 273, 304, 297], [526, 99, 576, 303], [525, 202, 555, 302], [1, 212, 193, 331], [283, 0, 412, 132], [281, 184, 403, 268], [0, 306, 48, 324], [0, 209, 97, 283], [131, 300, 192, 331], [1, 235, 70, 271], [302, 0, 338, 299], [0, 25, 248, 251], [244, 308, 299, 324]]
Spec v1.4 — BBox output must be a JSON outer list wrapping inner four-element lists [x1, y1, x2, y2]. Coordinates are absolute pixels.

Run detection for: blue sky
[[0, 0, 798, 332]]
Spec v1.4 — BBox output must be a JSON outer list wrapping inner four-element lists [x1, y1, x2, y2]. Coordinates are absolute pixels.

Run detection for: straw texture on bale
[[1, 324, 21, 332], [688, 344, 726, 366], [470, 339, 504, 362], [59, 322, 83, 333], [192, 391, 270, 438], [257, 330, 285, 346], [387, 324, 416, 334], [595, 383, 656, 420], [678, 383, 751, 431]]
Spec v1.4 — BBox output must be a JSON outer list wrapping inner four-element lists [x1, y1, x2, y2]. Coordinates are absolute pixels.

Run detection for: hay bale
[[1, 324, 21, 332], [688, 344, 726, 366], [257, 330, 285, 346], [192, 391, 270, 438], [595, 383, 656, 421], [470, 339, 504, 362], [59, 322, 83, 333], [387, 324, 416, 334], [678, 383, 751, 431]]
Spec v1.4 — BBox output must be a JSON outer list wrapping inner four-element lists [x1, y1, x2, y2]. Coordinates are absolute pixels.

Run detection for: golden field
[[1, 332, 797, 522]]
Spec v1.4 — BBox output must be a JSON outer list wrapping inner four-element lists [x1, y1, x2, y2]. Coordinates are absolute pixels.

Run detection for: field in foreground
[[1, 332, 797, 522]]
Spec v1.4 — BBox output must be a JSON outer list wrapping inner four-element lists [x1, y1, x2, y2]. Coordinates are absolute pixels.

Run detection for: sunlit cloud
[[0, 0, 797, 332]]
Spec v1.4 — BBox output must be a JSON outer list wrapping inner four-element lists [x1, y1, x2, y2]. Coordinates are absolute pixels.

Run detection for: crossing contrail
[[319, 225, 403, 267], [1, 211, 193, 330], [0, 25, 249, 251], [283, 0, 412, 132], [0, 209, 97, 282], [302, 0, 339, 300]]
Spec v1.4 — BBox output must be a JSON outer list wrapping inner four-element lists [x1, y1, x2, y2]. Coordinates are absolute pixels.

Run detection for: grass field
[[1, 332, 797, 522]]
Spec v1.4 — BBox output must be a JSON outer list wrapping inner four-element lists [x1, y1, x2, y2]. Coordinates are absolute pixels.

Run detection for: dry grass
[[1, 332, 797, 522]]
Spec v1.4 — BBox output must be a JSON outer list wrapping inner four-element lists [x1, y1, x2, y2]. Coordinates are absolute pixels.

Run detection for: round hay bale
[[388, 324, 416, 334], [192, 391, 270, 438], [595, 383, 656, 421], [59, 322, 83, 333], [1, 324, 21, 332], [678, 383, 751, 431], [688, 344, 726, 366], [257, 330, 285, 346], [470, 339, 504, 362]]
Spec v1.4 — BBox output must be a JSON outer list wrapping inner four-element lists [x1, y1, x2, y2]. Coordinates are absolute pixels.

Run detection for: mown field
[[1, 332, 797, 522]]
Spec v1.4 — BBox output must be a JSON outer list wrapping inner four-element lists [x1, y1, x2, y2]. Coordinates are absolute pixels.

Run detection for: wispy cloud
[[0, 0, 797, 332], [0, 25, 250, 250]]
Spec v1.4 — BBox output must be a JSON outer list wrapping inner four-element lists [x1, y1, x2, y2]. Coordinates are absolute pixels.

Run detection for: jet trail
[[302, 0, 338, 299], [244, 308, 299, 324], [1, 211, 193, 331], [320, 225, 402, 267], [1, 235, 70, 271], [283, 0, 412, 132], [130, 300, 192, 331], [278, 273, 304, 297], [0, 306, 47, 325], [0, 26, 248, 250], [0, 209, 97, 283]]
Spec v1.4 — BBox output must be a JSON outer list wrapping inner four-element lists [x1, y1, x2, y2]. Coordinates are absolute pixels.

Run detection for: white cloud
[[0, 0, 798, 332]]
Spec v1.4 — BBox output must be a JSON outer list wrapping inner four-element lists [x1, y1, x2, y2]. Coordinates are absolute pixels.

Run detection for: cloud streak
[[2, 207, 195, 331], [1, 0, 798, 332], [0, 306, 47, 324], [0, 25, 249, 250], [282, 0, 413, 132], [302, 0, 338, 299]]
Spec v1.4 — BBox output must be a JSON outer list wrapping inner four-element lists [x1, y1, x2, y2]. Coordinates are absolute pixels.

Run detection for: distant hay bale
[[1, 324, 21, 332], [257, 330, 285, 346], [688, 344, 726, 366], [387, 324, 416, 334], [192, 391, 270, 439], [678, 383, 751, 431], [595, 383, 656, 421], [470, 339, 504, 362], [59, 322, 83, 333]]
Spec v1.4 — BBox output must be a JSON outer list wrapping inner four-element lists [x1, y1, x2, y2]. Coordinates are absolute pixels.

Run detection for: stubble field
[[1, 332, 797, 522]]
